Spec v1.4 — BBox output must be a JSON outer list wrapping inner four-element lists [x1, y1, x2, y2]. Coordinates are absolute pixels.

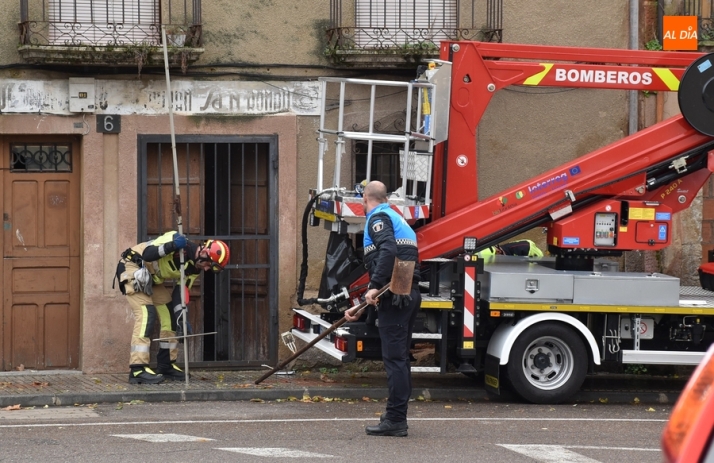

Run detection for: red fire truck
[[291, 41, 714, 404]]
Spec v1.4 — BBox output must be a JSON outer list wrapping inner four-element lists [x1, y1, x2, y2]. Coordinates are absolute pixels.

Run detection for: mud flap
[[484, 353, 502, 396]]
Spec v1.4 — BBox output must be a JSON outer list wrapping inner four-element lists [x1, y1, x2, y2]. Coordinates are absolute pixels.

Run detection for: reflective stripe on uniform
[[156, 304, 172, 332], [160, 342, 179, 350], [139, 305, 149, 336], [131, 345, 150, 353]]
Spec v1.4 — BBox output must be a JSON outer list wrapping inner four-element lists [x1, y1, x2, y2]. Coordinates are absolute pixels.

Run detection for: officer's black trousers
[[378, 286, 421, 424]]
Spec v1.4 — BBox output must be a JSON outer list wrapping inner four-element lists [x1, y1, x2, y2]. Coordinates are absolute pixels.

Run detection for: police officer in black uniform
[[345, 181, 421, 437]]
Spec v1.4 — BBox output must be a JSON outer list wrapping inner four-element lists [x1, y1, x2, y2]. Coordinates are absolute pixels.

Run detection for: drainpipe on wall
[[629, 0, 639, 135]]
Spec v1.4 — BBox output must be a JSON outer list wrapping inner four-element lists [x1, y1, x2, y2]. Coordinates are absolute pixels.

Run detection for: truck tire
[[506, 322, 588, 404]]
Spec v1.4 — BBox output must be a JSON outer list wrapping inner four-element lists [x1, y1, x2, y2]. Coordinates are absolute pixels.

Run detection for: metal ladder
[[312, 63, 451, 234]]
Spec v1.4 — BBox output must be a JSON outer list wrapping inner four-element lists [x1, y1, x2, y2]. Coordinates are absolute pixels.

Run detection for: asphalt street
[[0, 368, 690, 409]]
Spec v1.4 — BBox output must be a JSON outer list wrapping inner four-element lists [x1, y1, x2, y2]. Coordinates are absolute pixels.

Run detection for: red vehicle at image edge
[[290, 41, 714, 405]]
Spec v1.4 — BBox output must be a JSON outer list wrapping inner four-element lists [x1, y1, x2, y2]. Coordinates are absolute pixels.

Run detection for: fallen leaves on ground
[[2, 404, 21, 411], [15, 364, 24, 371], [598, 397, 609, 404], [320, 374, 335, 383]]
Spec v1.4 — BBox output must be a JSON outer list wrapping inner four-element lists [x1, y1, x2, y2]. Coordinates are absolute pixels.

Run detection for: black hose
[[295, 192, 324, 306]]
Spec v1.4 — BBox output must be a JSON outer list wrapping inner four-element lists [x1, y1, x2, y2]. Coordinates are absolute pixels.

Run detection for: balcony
[[18, 0, 203, 72], [326, 0, 502, 68]]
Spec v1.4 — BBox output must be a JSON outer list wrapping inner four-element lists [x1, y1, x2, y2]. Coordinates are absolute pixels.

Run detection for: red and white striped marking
[[463, 266, 475, 338], [334, 201, 429, 220]]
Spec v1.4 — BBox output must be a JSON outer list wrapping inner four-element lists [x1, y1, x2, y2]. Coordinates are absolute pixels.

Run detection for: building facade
[[0, 0, 704, 373]]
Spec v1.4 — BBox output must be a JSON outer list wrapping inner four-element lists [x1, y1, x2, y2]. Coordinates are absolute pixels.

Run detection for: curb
[[0, 387, 681, 408]]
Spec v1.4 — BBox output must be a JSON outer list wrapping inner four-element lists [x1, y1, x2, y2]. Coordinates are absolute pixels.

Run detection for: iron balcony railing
[[19, 0, 202, 48], [327, 0, 502, 55], [674, 0, 714, 44]]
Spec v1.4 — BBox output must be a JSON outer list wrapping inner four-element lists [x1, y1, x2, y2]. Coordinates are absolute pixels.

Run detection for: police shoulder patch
[[371, 220, 384, 233]]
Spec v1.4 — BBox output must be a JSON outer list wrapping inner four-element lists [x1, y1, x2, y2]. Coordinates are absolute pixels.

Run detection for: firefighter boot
[[157, 362, 188, 381], [129, 366, 165, 384], [365, 419, 408, 437]]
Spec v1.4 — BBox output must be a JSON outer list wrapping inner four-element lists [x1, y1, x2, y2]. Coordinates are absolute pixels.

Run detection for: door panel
[[4, 257, 79, 369], [1, 139, 80, 370]]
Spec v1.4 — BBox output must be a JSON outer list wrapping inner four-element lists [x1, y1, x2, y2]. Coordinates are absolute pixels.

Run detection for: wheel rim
[[520, 335, 574, 391]]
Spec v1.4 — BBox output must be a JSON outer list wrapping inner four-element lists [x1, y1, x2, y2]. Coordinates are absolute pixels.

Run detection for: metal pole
[[628, 0, 639, 135], [161, 25, 190, 387]]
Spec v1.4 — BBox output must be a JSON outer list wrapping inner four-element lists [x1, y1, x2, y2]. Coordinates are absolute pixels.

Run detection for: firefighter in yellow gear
[[114, 231, 230, 384], [477, 239, 543, 261]]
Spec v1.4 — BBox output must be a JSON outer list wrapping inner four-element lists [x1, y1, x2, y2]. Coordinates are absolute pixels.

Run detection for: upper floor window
[[48, 0, 159, 46], [355, 0, 457, 47]]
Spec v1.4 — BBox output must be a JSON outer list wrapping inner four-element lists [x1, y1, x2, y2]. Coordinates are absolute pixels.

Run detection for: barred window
[[11, 144, 72, 172], [48, 0, 160, 46], [355, 0, 457, 47]]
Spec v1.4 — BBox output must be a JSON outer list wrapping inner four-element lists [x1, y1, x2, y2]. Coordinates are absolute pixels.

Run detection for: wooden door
[[1, 139, 80, 370]]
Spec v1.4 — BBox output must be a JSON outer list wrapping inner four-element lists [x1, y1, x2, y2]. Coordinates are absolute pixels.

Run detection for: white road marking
[[499, 444, 660, 463], [563, 445, 659, 452], [0, 416, 667, 429], [218, 448, 334, 458], [112, 433, 215, 443]]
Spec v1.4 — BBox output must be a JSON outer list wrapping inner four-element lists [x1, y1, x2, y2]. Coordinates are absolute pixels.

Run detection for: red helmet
[[202, 240, 230, 273]]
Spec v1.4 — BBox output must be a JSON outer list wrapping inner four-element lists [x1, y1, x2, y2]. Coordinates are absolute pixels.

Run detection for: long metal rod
[[254, 284, 390, 385], [162, 25, 189, 387]]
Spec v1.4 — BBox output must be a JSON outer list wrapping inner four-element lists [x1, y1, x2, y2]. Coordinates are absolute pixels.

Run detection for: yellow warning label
[[620, 226, 628, 233], [484, 374, 499, 388], [629, 208, 655, 220], [314, 210, 337, 222], [463, 341, 474, 349]]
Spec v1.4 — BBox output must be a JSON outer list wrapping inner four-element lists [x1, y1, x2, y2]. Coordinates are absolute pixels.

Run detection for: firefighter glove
[[133, 266, 153, 296], [173, 233, 187, 250]]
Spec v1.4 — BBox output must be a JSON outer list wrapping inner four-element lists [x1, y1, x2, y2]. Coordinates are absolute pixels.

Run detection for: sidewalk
[[0, 368, 690, 408]]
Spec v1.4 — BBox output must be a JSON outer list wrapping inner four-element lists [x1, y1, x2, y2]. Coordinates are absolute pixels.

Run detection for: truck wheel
[[506, 322, 588, 404]]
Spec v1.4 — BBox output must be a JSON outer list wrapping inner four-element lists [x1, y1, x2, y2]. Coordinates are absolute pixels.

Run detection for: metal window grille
[[355, 0, 457, 46], [677, 1, 713, 41], [10, 144, 72, 172], [48, 0, 160, 45], [20, 0, 201, 48], [328, 0, 501, 52], [139, 136, 278, 367]]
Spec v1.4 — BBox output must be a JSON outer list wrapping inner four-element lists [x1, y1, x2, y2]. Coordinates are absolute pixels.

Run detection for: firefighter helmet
[[201, 239, 230, 273]]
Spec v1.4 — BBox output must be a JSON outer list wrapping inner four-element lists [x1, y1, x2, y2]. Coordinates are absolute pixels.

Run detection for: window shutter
[[48, 0, 160, 45], [355, 0, 457, 47]]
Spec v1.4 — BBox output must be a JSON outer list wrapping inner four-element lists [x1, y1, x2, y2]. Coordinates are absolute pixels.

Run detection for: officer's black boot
[[366, 419, 408, 437], [380, 412, 408, 429], [128, 366, 164, 384]]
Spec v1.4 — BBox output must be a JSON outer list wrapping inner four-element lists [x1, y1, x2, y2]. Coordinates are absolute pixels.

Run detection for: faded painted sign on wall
[[0, 79, 321, 116]]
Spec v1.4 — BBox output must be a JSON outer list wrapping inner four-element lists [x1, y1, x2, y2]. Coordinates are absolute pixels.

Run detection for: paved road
[[0, 399, 670, 462], [0, 369, 690, 408]]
